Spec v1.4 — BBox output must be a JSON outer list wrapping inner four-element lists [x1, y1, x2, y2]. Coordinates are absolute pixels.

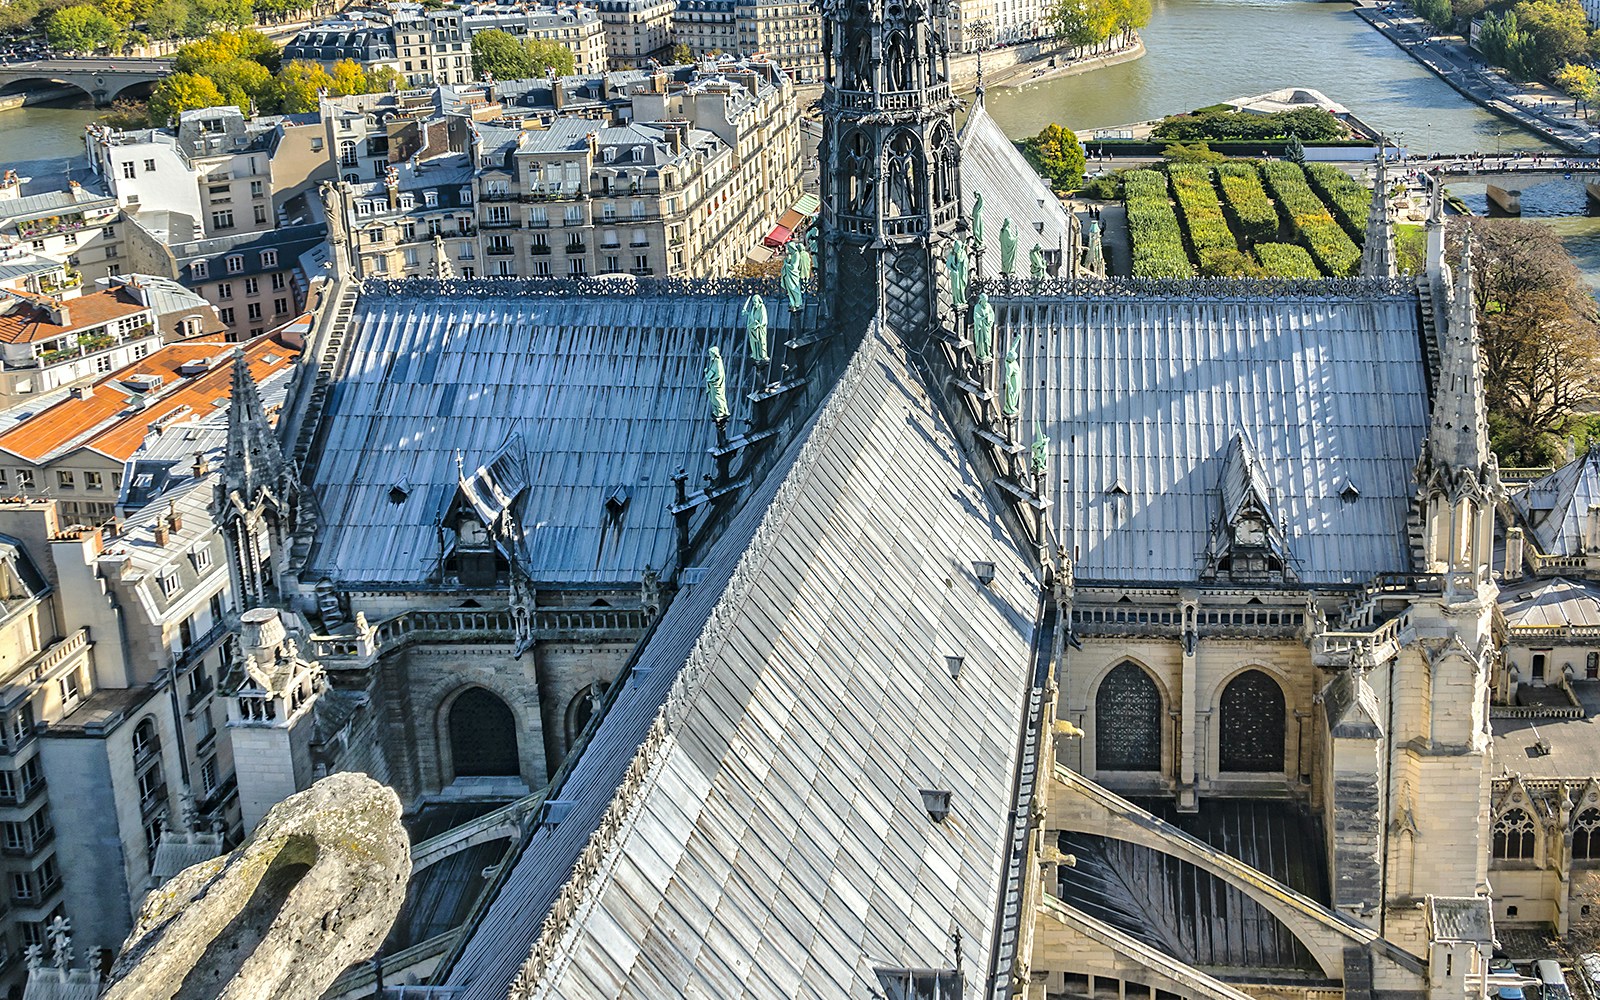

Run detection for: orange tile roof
[[0, 288, 151, 345], [0, 335, 299, 464]]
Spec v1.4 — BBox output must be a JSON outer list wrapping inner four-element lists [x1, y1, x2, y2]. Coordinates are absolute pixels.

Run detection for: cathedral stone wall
[[373, 639, 633, 805], [1058, 635, 1319, 799]]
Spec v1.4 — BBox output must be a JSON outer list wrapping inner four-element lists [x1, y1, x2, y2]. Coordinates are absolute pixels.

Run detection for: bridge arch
[[0, 76, 96, 103]]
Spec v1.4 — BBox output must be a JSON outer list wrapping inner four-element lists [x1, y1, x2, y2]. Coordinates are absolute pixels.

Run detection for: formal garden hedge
[[1124, 169, 1192, 278], [1167, 164, 1237, 260], [1253, 243, 1322, 279], [1304, 162, 1371, 240], [1259, 162, 1361, 277], [1215, 163, 1279, 244]]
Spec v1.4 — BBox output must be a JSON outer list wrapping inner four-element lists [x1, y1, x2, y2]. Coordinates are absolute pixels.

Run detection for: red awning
[[762, 224, 793, 248]]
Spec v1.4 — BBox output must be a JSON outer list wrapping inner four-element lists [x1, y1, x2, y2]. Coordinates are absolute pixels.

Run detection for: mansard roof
[[1004, 286, 1429, 584], [304, 283, 794, 587], [1510, 446, 1600, 557], [959, 99, 1075, 263], [442, 321, 1038, 1000]]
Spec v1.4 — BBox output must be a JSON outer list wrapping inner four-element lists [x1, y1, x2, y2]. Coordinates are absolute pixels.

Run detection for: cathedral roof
[[1510, 446, 1600, 557], [1498, 575, 1600, 629], [303, 285, 792, 587], [442, 321, 1038, 1000], [1005, 288, 1429, 585], [959, 99, 1075, 263]]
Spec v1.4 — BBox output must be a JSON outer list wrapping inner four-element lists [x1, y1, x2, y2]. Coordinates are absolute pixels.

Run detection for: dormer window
[[260, 249, 277, 268], [225, 255, 244, 274], [192, 260, 208, 279]]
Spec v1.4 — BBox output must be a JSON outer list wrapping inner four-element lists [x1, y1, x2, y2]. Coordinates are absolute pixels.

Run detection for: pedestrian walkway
[[1357, 5, 1599, 153]]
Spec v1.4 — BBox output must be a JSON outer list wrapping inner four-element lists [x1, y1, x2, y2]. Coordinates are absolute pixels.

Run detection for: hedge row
[[1258, 162, 1360, 277], [1123, 169, 1192, 278], [1254, 242, 1322, 279], [1304, 162, 1372, 241], [1167, 164, 1240, 260], [1215, 163, 1279, 244]]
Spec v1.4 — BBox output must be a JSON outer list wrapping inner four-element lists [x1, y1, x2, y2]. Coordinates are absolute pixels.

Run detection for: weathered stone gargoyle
[[101, 772, 410, 1000]]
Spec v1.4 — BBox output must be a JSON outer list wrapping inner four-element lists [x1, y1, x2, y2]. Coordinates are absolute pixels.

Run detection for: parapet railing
[[980, 275, 1418, 299], [309, 607, 649, 662], [359, 275, 789, 299]]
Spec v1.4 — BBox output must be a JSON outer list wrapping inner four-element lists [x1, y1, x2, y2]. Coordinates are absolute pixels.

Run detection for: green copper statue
[[972, 292, 995, 363], [971, 192, 985, 245], [780, 245, 804, 310], [1031, 423, 1049, 476], [743, 294, 769, 364], [999, 218, 1018, 275], [1030, 243, 1047, 280], [794, 238, 812, 282], [945, 238, 970, 307], [1003, 345, 1021, 418], [705, 346, 729, 421]]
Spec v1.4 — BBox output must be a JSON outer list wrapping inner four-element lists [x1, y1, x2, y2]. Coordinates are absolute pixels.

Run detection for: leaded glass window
[[1574, 809, 1600, 861], [1493, 808, 1537, 861], [1096, 662, 1162, 772], [1219, 669, 1286, 773]]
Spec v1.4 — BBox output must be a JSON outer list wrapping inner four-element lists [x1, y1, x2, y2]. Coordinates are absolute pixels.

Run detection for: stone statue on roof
[[945, 237, 969, 307], [780, 244, 805, 310], [743, 294, 769, 363], [795, 238, 812, 281], [972, 293, 995, 363], [1030, 243, 1047, 279], [705, 346, 730, 421], [999, 218, 1018, 275], [971, 192, 985, 245], [1003, 345, 1021, 418]]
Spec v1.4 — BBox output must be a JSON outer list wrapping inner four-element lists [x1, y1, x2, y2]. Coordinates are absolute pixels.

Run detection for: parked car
[[1536, 960, 1572, 1000], [1499, 986, 1525, 1000]]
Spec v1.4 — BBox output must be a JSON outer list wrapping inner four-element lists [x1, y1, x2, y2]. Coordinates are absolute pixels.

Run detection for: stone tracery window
[[1574, 808, 1600, 861], [1095, 662, 1161, 772], [1493, 808, 1537, 861], [1218, 669, 1286, 773]]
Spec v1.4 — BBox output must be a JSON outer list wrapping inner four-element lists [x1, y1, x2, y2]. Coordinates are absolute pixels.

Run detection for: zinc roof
[[1003, 291, 1429, 584], [1511, 446, 1600, 556], [446, 320, 1036, 1000], [305, 289, 792, 587], [960, 99, 1074, 265]]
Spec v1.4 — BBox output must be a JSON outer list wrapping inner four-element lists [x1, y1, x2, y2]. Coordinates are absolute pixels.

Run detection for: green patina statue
[[1003, 345, 1021, 418], [705, 346, 729, 420], [972, 292, 995, 363], [946, 237, 970, 306], [971, 192, 985, 245], [743, 294, 769, 364], [1031, 423, 1049, 476], [999, 218, 1018, 275], [1030, 243, 1047, 280], [793, 238, 812, 282], [780, 244, 805, 310]]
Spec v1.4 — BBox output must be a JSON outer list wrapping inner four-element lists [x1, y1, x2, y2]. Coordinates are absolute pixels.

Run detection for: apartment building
[[87, 107, 279, 241], [282, 16, 404, 75], [342, 153, 479, 279], [674, 0, 822, 84], [471, 61, 800, 279], [0, 173, 125, 288], [0, 286, 162, 401], [393, 5, 472, 86], [460, 2, 609, 76], [593, 0, 675, 67]]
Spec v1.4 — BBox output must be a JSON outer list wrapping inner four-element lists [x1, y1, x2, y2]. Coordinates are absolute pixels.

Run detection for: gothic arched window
[[1493, 808, 1537, 861], [1218, 669, 1287, 773], [1095, 662, 1162, 772], [448, 687, 520, 778], [1575, 809, 1600, 861]]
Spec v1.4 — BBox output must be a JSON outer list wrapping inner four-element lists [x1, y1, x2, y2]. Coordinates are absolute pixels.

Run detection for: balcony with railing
[[1, 825, 53, 859], [185, 675, 214, 711], [174, 619, 229, 674], [16, 214, 89, 239], [139, 780, 168, 817]]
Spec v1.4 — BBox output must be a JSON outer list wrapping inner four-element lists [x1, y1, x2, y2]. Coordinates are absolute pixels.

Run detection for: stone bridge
[[1044, 765, 1428, 991], [1426, 160, 1600, 215], [0, 58, 170, 106]]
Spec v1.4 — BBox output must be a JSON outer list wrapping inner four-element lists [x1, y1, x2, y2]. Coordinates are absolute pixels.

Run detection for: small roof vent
[[388, 483, 410, 504], [1107, 479, 1129, 497], [919, 788, 951, 823], [603, 483, 630, 515], [1339, 480, 1360, 503], [972, 561, 995, 586], [945, 655, 964, 678]]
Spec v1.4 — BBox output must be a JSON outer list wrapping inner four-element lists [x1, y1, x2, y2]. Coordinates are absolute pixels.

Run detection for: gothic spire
[[1423, 235, 1494, 491], [1360, 156, 1395, 279], [224, 347, 288, 504]]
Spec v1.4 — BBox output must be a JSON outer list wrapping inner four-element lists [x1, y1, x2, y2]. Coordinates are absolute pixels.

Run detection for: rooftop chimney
[[192, 450, 211, 479], [166, 499, 183, 535], [153, 519, 170, 547], [46, 300, 71, 328]]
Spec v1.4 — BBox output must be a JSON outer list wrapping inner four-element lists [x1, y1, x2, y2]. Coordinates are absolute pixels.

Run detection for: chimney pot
[[167, 500, 183, 534], [153, 520, 170, 547]]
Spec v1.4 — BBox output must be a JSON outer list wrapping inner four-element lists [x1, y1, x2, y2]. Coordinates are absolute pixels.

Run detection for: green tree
[[471, 29, 535, 79], [143, 0, 192, 39], [1047, 0, 1118, 49], [366, 66, 405, 92], [329, 58, 370, 96], [1021, 123, 1087, 190], [208, 56, 273, 110], [1162, 141, 1226, 164], [524, 37, 576, 76], [148, 72, 226, 124], [1555, 61, 1600, 115], [1413, 0, 1453, 29], [186, 0, 254, 35], [1107, 0, 1150, 40], [1513, 0, 1590, 77], [1284, 134, 1306, 164], [671, 42, 693, 63], [44, 4, 120, 53], [273, 59, 335, 113]]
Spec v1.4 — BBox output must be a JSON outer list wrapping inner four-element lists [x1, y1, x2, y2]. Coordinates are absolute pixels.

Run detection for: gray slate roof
[[1511, 447, 1600, 556], [960, 99, 1074, 265], [306, 289, 791, 587], [444, 320, 1037, 1000], [1499, 575, 1600, 629], [1003, 291, 1428, 584]]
